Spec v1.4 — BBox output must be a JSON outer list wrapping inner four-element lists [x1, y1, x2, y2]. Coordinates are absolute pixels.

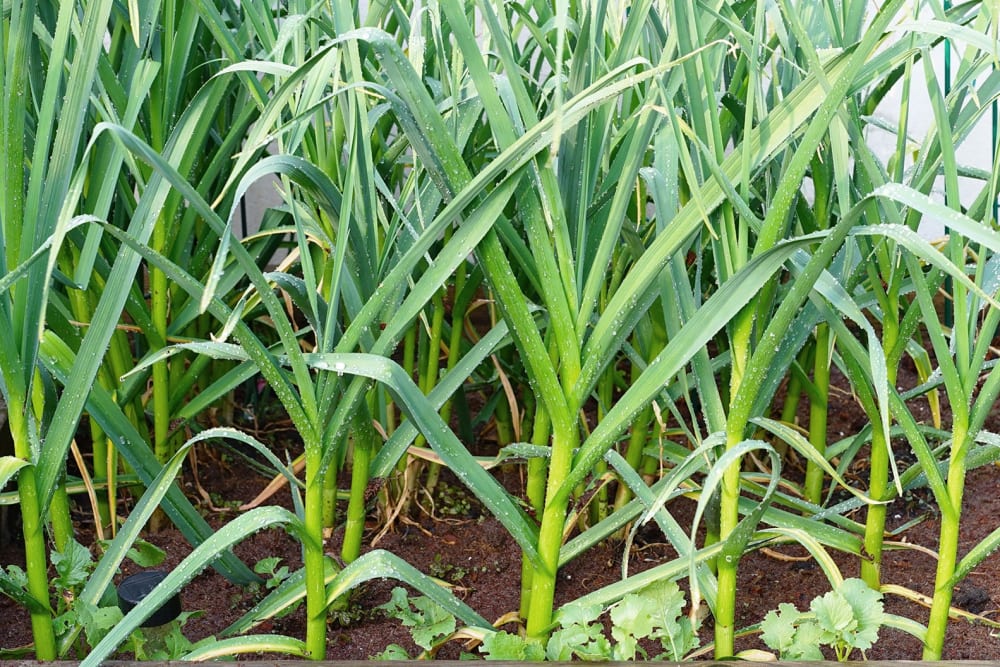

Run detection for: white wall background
[[866, 4, 998, 239]]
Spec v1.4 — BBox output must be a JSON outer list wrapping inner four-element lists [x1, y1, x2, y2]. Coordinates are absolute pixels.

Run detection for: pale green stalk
[[148, 26, 174, 497], [915, 45, 988, 641], [302, 452, 327, 659], [801, 144, 835, 507], [420, 290, 448, 493], [715, 0, 907, 654], [435, 261, 470, 434], [1, 2, 54, 655], [905, 252, 970, 659], [341, 406, 379, 563], [803, 322, 830, 504], [0, 0, 123, 655], [522, 398, 551, 620], [613, 362, 654, 511], [7, 401, 55, 658], [718, 218, 859, 654]]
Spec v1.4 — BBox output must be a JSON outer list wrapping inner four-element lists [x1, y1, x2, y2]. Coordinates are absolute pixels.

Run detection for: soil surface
[[2, 364, 1000, 660]]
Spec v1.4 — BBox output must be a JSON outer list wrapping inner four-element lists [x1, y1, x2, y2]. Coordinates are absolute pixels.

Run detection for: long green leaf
[[302, 352, 540, 565], [323, 549, 491, 629], [36, 76, 234, 509], [39, 331, 258, 584]]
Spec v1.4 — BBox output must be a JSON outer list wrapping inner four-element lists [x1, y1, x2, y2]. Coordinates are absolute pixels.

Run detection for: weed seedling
[[124, 611, 216, 661], [253, 557, 291, 590], [428, 554, 469, 584], [760, 578, 886, 661], [374, 587, 458, 658], [481, 579, 699, 661]]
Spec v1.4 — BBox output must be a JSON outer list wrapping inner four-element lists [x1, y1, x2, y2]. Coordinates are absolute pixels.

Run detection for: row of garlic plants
[[3, 0, 1000, 662]]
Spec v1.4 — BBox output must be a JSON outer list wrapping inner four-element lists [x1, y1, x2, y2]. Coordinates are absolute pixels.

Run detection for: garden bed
[[2, 362, 1000, 661], [3, 2, 1000, 661]]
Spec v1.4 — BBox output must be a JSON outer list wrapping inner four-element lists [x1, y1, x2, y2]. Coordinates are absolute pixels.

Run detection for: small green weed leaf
[[610, 591, 657, 642], [787, 622, 826, 661], [128, 612, 205, 660], [119, 539, 166, 568], [53, 610, 79, 638], [163, 624, 199, 659], [812, 589, 857, 637], [268, 568, 290, 589], [546, 622, 611, 661], [254, 556, 283, 575], [409, 600, 456, 650], [545, 601, 611, 661], [480, 630, 545, 661], [373, 644, 412, 660], [378, 587, 416, 623], [850, 622, 882, 653], [827, 579, 884, 652], [0, 565, 28, 592], [612, 632, 640, 661], [74, 599, 123, 648], [254, 557, 290, 588], [557, 602, 603, 628], [377, 587, 456, 651], [126, 628, 150, 660], [840, 578, 885, 650], [653, 615, 700, 661], [760, 602, 802, 653], [647, 579, 688, 622], [52, 539, 94, 593], [546, 580, 699, 661], [609, 581, 699, 659]]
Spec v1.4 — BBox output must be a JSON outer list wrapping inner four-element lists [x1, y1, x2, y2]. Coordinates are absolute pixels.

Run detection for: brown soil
[[2, 366, 1000, 660]]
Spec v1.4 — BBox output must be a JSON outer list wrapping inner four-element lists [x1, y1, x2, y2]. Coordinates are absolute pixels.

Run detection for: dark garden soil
[[3, 363, 1000, 660]]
